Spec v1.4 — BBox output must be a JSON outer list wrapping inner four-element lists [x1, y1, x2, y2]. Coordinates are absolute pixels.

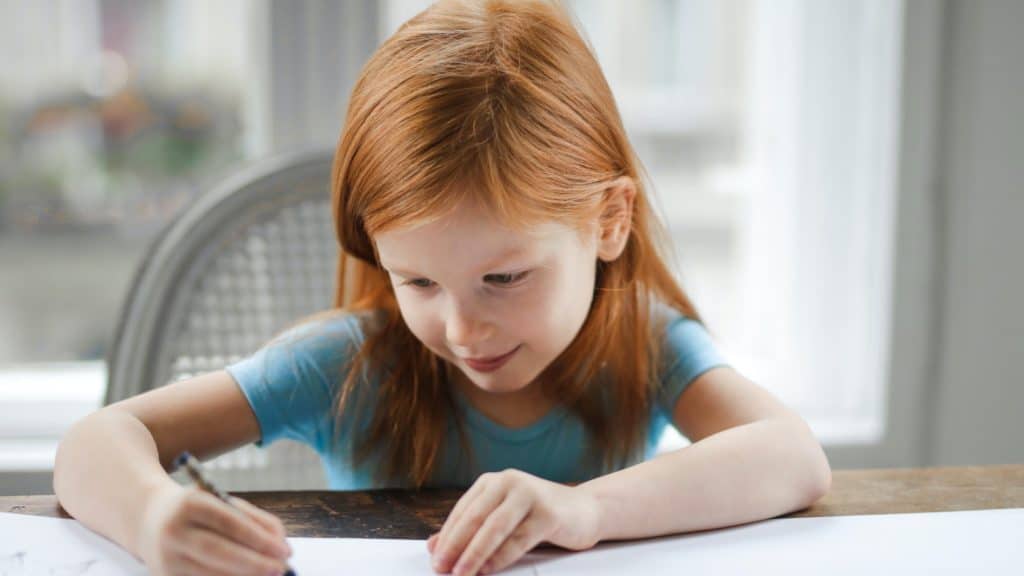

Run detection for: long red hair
[[328, 0, 703, 487]]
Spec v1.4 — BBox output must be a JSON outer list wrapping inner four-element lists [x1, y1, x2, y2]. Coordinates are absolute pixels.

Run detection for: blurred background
[[0, 0, 1021, 495]]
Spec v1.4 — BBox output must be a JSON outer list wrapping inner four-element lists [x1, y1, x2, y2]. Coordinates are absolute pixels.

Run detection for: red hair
[[328, 0, 703, 487]]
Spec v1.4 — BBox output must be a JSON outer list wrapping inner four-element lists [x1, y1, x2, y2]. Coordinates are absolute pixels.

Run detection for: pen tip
[[175, 452, 191, 467], [284, 571, 296, 576]]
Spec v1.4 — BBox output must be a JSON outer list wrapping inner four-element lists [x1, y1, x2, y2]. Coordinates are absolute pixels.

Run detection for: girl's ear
[[596, 176, 637, 263]]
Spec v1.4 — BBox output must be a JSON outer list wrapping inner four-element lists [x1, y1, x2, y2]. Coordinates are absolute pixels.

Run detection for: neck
[[446, 364, 555, 429]]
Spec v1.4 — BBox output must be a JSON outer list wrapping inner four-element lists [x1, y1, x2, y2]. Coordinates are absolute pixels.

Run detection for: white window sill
[[0, 362, 105, 472], [0, 362, 883, 472]]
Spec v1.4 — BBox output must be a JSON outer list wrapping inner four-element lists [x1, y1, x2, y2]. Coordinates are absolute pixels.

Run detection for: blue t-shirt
[[225, 306, 728, 489]]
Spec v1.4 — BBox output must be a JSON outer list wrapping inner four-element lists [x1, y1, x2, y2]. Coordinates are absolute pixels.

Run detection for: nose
[[444, 297, 494, 351]]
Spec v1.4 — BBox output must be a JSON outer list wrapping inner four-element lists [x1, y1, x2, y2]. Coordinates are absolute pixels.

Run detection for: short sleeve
[[656, 315, 730, 416], [224, 313, 368, 453]]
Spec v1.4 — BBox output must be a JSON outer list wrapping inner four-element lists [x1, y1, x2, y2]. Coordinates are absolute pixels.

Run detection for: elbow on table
[[779, 417, 833, 509], [802, 445, 833, 507], [781, 416, 832, 508]]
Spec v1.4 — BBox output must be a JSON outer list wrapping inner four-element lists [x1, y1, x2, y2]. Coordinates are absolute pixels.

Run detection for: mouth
[[462, 345, 521, 373]]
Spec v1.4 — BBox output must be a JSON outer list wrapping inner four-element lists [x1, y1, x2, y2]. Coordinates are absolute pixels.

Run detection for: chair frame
[[106, 148, 336, 405]]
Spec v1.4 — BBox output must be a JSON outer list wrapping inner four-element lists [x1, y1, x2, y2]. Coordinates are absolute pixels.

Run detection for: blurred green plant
[[0, 84, 242, 234]]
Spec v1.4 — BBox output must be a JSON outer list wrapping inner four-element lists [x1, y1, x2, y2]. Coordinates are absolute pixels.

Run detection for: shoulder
[[267, 308, 378, 358], [650, 301, 714, 359], [650, 301, 730, 411], [226, 308, 383, 393], [258, 308, 397, 373], [223, 308, 385, 449]]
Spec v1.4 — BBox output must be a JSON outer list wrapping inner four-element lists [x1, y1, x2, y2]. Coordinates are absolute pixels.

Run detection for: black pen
[[176, 451, 297, 576]]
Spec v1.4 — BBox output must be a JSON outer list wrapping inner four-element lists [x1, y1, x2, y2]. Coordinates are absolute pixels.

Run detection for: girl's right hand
[[138, 484, 294, 576]]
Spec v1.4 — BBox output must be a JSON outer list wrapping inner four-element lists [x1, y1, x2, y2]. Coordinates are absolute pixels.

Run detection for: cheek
[[535, 265, 591, 312], [517, 271, 590, 341], [394, 293, 441, 345], [539, 264, 595, 339]]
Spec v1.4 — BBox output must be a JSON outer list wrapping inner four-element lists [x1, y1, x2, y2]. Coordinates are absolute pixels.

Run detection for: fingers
[[451, 495, 531, 576], [480, 515, 547, 575], [439, 474, 490, 537], [229, 496, 291, 544], [176, 557, 240, 576], [179, 527, 291, 576], [427, 533, 439, 553], [432, 475, 491, 563], [186, 490, 293, 560], [434, 479, 506, 572]]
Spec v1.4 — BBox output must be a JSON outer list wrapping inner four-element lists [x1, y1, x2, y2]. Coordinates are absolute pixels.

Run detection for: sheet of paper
[[0, 511, 147, 575], [2, 507, 1021, 575]]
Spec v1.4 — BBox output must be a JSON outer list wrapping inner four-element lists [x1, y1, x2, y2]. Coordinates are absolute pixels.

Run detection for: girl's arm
[[581, 365, 831, 541], [53, 370, 293, 574], [428, 367, 830, 576]]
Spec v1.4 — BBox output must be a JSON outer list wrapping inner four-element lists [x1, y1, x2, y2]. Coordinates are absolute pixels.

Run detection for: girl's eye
[[400, 270, 530, 290], [486, 270, 530, 286]]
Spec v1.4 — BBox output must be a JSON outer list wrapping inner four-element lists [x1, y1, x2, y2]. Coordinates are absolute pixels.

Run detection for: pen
[[175, 451, 297, 576]]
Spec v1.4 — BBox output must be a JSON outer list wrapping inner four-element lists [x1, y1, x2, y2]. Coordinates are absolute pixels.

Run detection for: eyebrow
[[382, 247, 531, 278]]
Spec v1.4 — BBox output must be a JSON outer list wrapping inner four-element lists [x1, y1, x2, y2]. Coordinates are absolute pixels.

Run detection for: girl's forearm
[[578, 417, 832, 541], [53, 409, 180, 558]]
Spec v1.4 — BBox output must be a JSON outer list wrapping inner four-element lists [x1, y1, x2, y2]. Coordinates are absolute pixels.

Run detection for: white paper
[[2, 507, 1022, 575], [0, 511, 147, 575]]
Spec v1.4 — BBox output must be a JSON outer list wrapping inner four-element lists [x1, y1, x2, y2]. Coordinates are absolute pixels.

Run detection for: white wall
[[927, 0, 1024, 465]]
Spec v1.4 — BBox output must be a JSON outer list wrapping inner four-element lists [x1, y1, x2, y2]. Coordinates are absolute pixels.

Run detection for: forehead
[[372, 197, 579, 269]]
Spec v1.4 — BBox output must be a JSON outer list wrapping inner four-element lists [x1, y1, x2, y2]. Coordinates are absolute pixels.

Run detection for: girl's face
[[373, 197, 599, 396]]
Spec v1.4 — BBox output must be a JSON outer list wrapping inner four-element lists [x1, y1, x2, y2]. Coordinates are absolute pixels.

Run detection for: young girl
[[54, 0, 831, 575]]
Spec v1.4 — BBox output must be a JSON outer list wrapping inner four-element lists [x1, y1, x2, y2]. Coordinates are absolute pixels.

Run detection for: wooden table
[[3, 465, 1022, 539]]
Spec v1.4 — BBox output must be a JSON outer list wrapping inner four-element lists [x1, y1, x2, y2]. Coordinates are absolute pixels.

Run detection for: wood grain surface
[[3, 465, 1022, 538]]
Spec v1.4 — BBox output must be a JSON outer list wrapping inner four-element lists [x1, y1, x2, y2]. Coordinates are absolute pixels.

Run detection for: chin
[[462, 372, 525, 394]]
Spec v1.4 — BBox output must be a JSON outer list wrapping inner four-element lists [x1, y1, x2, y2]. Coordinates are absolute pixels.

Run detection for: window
[[0, 0, 253, 471], [1, 0, 903, 480]]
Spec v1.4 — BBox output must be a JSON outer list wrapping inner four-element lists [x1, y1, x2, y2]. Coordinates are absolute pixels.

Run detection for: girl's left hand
[[427, 469, 602, 575]]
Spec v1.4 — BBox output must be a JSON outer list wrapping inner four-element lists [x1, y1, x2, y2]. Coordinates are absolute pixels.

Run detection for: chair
[[107, 149, 338, 490]]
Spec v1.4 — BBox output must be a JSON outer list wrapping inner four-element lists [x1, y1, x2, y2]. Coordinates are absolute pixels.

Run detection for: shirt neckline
[[451, 386, 569, 444]]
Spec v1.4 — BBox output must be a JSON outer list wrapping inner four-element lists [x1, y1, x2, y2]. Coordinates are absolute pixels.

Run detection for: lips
[[463, 345, 521, 372]]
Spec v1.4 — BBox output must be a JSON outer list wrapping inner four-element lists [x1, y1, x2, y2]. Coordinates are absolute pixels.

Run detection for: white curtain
[[738, 0, 902, 444]]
